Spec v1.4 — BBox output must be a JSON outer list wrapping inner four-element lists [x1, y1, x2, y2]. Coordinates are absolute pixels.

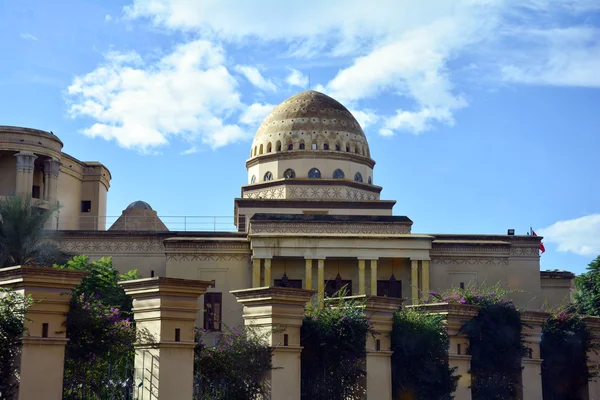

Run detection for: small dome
[[126, 200, 153, 211], [249, 90, 371, 159]]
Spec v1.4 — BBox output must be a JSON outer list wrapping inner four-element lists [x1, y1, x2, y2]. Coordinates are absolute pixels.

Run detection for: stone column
[[365, 296, 404, 400], [252, 258, 261, 288], [411, 260, 419, 304], [0, 265, 87, 400], [520, 311, 546, 400], [43, 158, 60, 204], [420, 260, 430, 295], [370, 259, 378, 296], [358, 259, 366, 295], [264, 258, 272, 287], [120, 277, 212, 400], [231, 287, 314, 400], [14, 152, 37, 197], [305, 258, 313, 290], [317, 259, 325, 300]]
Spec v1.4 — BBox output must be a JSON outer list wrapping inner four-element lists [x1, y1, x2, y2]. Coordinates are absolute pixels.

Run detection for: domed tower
[[235, 91, 396, 231]]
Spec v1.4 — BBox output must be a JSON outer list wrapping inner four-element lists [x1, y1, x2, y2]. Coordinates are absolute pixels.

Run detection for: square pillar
[[252, 258, 261, 288], [305, 258, 313, 290], [410, 260, 419, 304], [370, 260, 378, 296], [364, 296, 404, 400], [420, 260, 430, 294], [120, 277, 212, 400], [231, 287, 314, 400], [264, 258, 272, 287], [317, 259, 325, 300], [0, 265, 87, 400], [520, 311, 546, 400], [358, 259, 366, 295]]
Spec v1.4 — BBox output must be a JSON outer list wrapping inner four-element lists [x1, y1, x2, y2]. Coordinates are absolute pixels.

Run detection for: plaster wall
[[0, 153, 16, 195], [541, 278, 573, 308], [57, 172, 82, 230]]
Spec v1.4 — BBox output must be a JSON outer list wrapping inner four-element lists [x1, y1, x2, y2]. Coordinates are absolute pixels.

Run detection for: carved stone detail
[[510, 247, 540, 256], [15, 152, 37, 171], [166, 254, 251, 262], [43, 158, 61, 177], [431, 258, 509, 266], [58, 237, 165, 254], [250, 222, 411, 235], [243, 185, 379, 201]]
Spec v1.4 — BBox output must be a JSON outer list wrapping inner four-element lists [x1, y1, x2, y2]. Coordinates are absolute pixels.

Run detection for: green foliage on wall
[[55, 256, 138, 400], [193, 327, 273, 400], [390, 309, 459, 400], [301, 295, 372, 400], [426, 284, 524, 400], [0, 288, 33, 399], [541, 312, 596, 399], [573, 255, 600, 316]]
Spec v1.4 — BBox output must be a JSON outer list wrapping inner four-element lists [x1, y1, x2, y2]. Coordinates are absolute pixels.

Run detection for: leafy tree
[[54, 256, 138, 400], [0, 288, 33, 399], [0, 195, 70, 267], [391, 309, 459, 400], [194, 327, 273, 400], [573, 255, 600, 316]]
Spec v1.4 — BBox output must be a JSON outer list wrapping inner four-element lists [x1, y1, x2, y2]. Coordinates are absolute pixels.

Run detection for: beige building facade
[[0, 125, 111, 230], [6, 90, 567, 335]]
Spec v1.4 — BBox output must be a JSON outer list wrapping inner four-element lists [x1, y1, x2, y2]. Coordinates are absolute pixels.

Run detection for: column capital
[[43, 158, 61, 177], [14, 151, 37, 171]]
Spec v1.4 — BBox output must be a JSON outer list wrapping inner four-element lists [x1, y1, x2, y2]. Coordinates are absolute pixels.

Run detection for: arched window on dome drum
[[333, 169, 345, 179], [354, 172, 363, 183], [288, 143, 294, 151], [299, 143, 305, 150], [312, 143, 317, 150], [346, 146, 350, 152], [335, 143, 341, 151], [259, 144, 264, 155], [308, 168, 321, 179], [368, 176, 372, 185], [251, 175, 256, 184], [276, 140, 282, 152], [267, 143, 272, 153], [264, 171, 273, 181], [254, 146, 257, 156], [323, 143, 329, 150], [284, 169, 296, 179]]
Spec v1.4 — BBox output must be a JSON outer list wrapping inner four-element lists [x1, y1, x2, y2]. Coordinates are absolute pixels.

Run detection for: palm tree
[[0, 195, 71, 267]]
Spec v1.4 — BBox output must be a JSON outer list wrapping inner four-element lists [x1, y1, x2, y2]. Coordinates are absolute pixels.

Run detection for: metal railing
[[54, 216, 236, 232]]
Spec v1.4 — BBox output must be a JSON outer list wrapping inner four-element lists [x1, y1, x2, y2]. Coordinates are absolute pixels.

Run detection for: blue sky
[[1, 0, 600, 273]]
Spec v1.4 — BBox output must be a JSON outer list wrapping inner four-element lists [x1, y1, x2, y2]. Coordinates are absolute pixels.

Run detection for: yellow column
[[411, 260, 419, 304], [370, 259, 378, 296], [420, 260, 430, 295], [252, 258, 261, 288], [358, 259, 366, 295], [305, 259, 313, 290], [264, 258, 272, 287], [317, 259, 325, 300]]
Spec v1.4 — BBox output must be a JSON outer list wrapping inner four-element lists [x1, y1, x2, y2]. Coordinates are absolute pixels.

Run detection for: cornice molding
[[249, 221, 411, 235], [245, 150, 376, 169]]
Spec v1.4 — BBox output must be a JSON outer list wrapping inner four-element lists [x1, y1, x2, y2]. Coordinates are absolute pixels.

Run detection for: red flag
[[531, 230, 546, 254]]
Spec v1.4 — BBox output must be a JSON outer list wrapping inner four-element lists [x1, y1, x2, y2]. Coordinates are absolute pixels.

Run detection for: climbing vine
[[301, 296, 372, 400], [391, 308, 459, 400], [541, 311, 596, 399], [425, 284, 524, 400]]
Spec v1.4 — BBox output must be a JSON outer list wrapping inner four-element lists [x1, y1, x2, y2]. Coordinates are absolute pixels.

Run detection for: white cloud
[[180, 146, 198, 155], [67, 40, 249, 151], [539, 214, 600, 256], [105, 14, 113, 22], [234, 65, 277, 92], [240, 103, 274, 126], [285, 69, 308, 88], [20, 33, 38, 41], [501, 27, 600, 87], [380, 107, 455, 135]]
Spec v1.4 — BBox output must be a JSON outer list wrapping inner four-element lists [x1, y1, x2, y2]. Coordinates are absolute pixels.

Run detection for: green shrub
[[301, 296, 372, 400], [391, 309, 459, 400], [0, 288, 33, 399], [193, 327, 272, 400]]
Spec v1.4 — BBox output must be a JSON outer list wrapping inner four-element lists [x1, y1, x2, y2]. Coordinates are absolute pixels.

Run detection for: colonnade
[[252, 257, 430, 303], [13, 151, 60, 203]]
